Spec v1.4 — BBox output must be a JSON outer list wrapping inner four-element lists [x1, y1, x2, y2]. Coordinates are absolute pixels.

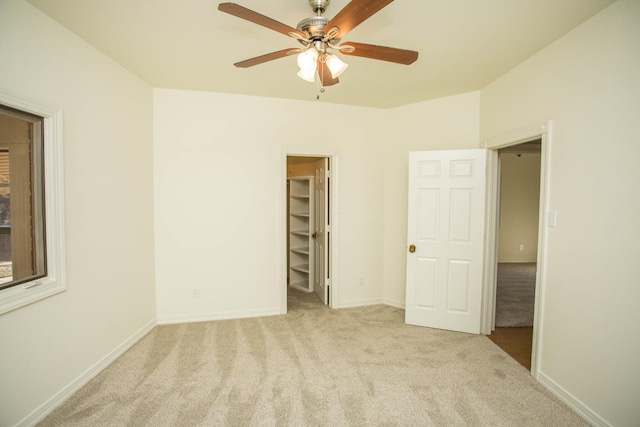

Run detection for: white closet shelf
[[289, 280, 309, 290], [291, 264, 309, 273], [288, 177, 314, 293]]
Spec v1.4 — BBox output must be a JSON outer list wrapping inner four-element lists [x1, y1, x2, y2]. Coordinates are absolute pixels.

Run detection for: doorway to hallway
[[489, 140, 541, 370]]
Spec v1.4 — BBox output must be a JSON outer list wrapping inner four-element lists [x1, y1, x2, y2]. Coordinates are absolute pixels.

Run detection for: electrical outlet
[[519, 244, 524, 251], [358, 277, 364, 287], [191, 287, 199, 298]]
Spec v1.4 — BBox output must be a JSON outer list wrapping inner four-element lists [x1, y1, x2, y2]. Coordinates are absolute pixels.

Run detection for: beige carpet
[[39, 289, 586, 426], [495, 263, 536, 327]]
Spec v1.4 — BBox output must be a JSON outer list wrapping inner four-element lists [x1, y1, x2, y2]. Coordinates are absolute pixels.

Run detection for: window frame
[[0, 88, 66, 315]]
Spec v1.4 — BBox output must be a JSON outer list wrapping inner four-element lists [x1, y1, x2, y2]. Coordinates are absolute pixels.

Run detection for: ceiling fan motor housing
[[297, 16, 329, 40]]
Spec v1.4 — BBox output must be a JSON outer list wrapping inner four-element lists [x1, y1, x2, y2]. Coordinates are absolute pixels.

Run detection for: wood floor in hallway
[[488, 327, 533, 370]]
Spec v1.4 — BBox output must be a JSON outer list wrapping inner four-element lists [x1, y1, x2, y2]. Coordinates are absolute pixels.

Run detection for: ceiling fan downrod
[[308, 0, 330, 15]]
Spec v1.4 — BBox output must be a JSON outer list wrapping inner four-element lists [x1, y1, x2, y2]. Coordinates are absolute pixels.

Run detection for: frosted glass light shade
[[325, 54, 348, 79], [297, 49, 318, 71], [297, 67, 316, 82]]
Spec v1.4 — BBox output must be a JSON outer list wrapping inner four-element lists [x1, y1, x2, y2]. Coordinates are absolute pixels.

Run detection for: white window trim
[[0, 87, 66, 315]]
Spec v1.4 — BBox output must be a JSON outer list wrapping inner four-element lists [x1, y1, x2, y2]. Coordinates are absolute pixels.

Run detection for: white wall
[[0, 1, 156, 425], [380, 92, 481, 307], [480, 0, 640, 424], [498, 153, 540, 262], [153, 89, 387, 319], [153, 89, 480, 320]]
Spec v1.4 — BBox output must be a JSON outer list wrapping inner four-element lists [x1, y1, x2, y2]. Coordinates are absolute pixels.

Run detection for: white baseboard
[[537, 371, 610, 427], [17, 318, 157, 427], [157, 307, 281, 325], [338, 298, 384, 309], [383, 298, 405, 309]]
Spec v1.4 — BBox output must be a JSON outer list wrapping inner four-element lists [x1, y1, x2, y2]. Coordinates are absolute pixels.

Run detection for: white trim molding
[[537, 371, 611, 427], [157, 308, 281, 325], [0, 87, 67, 315], [482, 120, 553, 378], [483, 121, 550, 149], [382, 298, 405, 309], [339, 298, 384, 309]]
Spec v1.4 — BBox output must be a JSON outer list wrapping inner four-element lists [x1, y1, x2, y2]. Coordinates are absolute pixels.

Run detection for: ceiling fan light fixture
[[325, 53, 348, 79], [218, 0, 419, 87], [297, 49, 318, 72], [297, 67, 316, 82]]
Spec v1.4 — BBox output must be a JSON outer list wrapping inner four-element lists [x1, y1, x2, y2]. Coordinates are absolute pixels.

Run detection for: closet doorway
[[285, 155, 333, 311]]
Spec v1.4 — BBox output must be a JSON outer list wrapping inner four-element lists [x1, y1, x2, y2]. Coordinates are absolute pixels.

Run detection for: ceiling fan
[[218, 0, 419, 86]]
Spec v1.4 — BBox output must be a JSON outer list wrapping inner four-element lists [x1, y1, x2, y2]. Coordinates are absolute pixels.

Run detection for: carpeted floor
[[495, 263, 536, 327], [39, 288, 586, 426]]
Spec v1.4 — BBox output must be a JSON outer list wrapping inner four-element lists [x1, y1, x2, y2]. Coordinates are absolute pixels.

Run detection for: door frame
[[281, 147, 339, 313], [482, 121, 552, 378]]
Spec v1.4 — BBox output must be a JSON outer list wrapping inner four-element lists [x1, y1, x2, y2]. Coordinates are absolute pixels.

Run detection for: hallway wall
[[498, 152, 541, 262], [480, 0, 640, 424]]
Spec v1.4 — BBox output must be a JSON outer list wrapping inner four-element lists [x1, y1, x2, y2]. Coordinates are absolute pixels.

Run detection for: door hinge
[[326, 225, 330, 232]]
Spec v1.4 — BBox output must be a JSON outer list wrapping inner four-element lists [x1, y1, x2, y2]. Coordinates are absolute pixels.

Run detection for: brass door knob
[[409, 244, 416, 253]]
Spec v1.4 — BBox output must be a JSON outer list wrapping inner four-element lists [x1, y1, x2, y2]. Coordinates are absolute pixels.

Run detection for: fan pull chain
[[317, 60, 326, 100]]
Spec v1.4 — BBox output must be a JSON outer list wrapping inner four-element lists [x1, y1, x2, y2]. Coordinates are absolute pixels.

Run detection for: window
[[0, 89, 66, 315], [0, 107, 46, 290]]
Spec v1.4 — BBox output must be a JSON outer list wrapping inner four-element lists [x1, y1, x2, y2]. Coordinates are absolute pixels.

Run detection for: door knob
[[409, 244, 416, 253]]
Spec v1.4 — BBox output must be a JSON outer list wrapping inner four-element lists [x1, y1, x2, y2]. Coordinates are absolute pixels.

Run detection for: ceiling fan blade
[[339, 42, 418, 65], [325, 0, 394, 39], [234, 48, 301, 68], [219, 3, 307, 40], [318, 59, 339, 86]]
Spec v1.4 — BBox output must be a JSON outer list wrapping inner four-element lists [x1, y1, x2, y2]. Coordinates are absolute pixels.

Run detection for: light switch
[[546, 210, 557, 227]]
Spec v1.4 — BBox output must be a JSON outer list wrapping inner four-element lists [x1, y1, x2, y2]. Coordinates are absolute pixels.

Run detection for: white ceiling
[[27, 0, 615, 109]]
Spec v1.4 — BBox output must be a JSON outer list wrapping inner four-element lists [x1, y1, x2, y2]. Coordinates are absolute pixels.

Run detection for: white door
[[405, 149, 487, 334], [314, 158, 329, 305]]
